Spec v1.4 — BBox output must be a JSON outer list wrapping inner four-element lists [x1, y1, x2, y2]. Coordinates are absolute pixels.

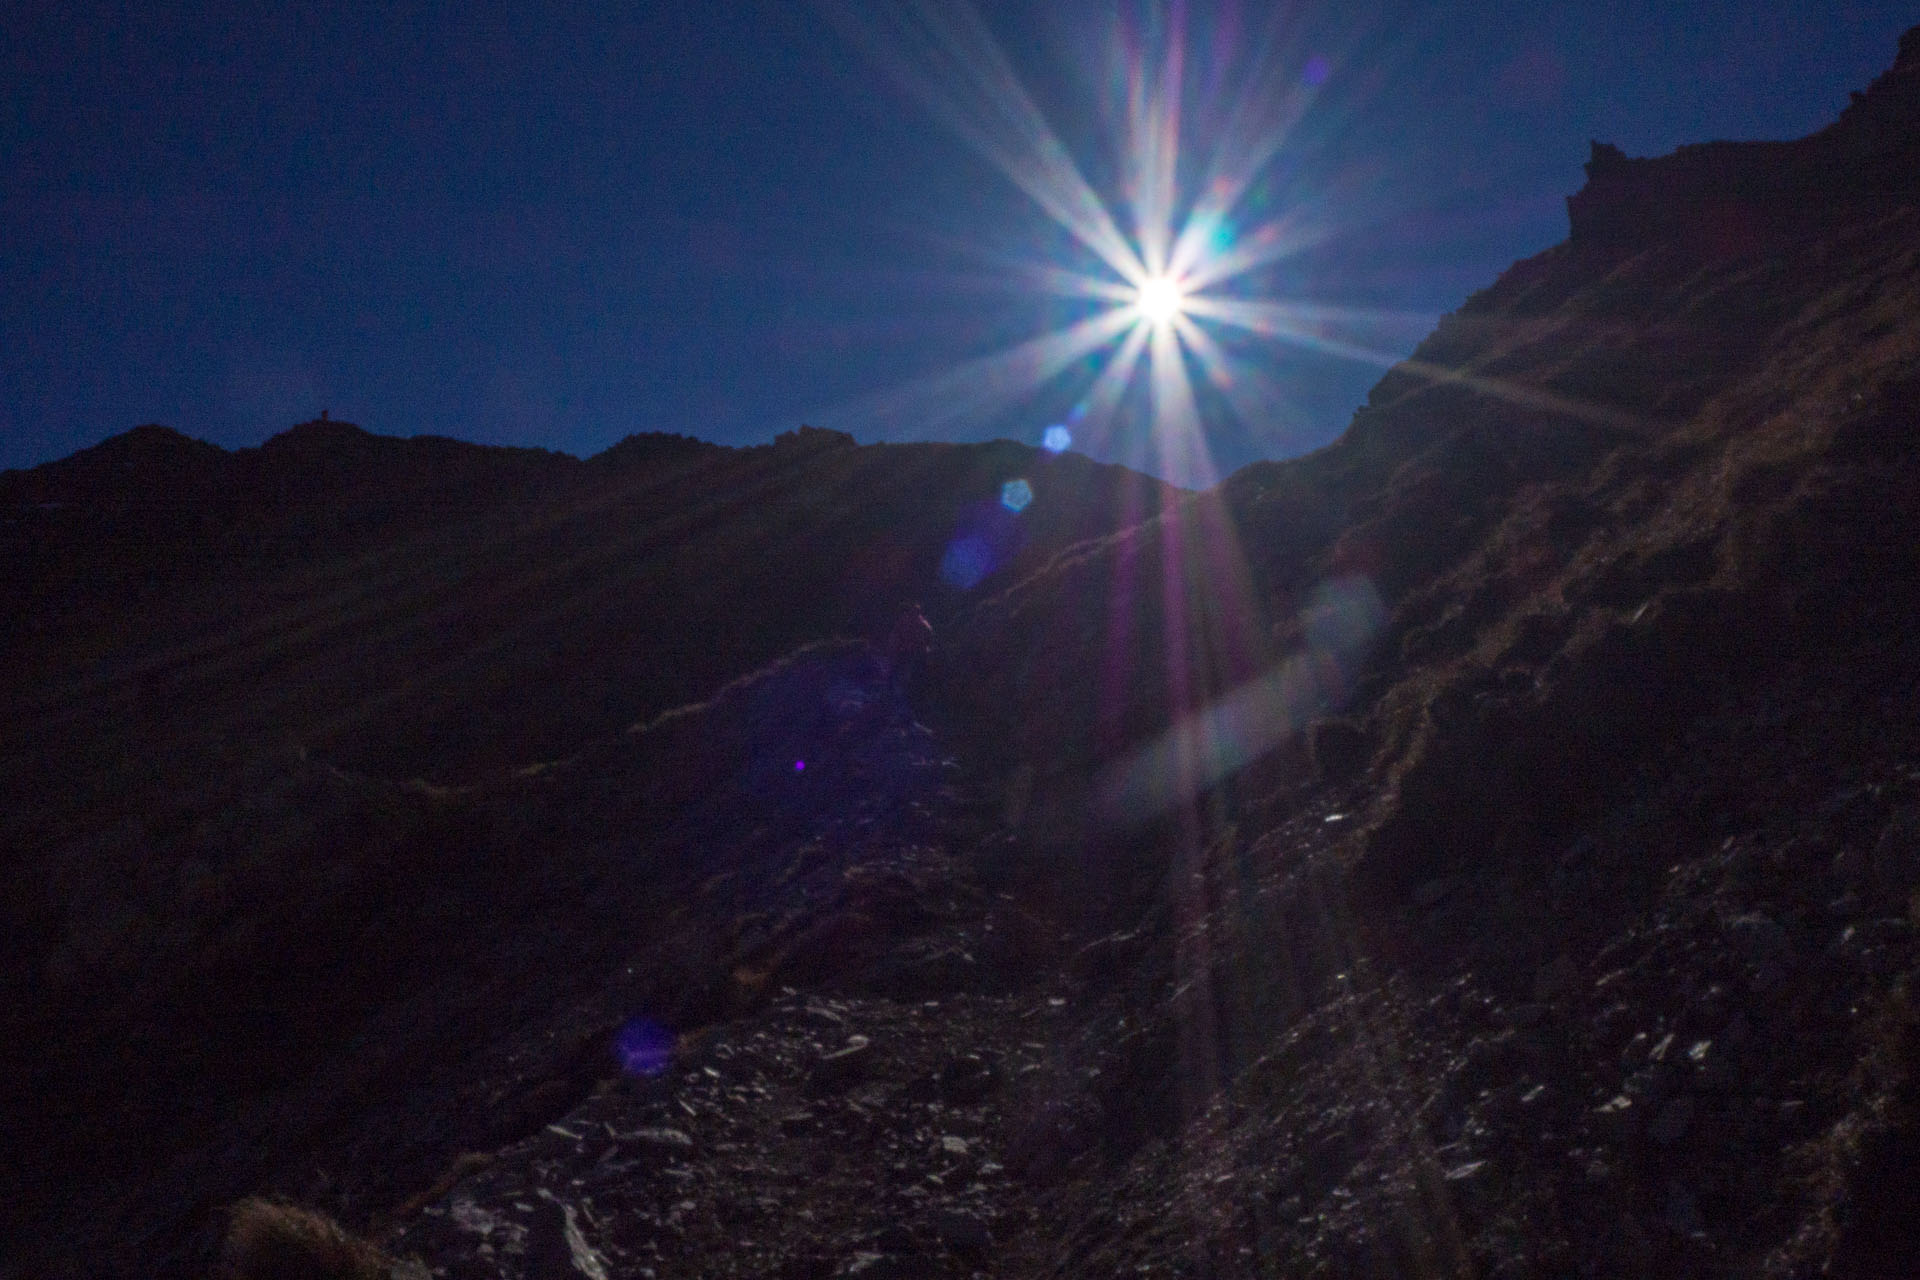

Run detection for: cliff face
[[11, 27, 1920, 1280]]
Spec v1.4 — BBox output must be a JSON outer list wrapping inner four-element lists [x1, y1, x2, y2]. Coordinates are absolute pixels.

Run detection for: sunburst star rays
[[816, 4, 1510, 1265], [812, 0, 1420, 487], [823, 1, 1148, 287]]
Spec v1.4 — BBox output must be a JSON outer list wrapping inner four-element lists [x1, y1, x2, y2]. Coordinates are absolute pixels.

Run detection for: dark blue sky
[[5, 1, 1915, 479]]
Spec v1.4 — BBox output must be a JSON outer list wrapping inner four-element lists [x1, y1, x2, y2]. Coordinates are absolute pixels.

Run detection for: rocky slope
[[9, 26, 1920, 1280], [0, 428, 1176, 1278]]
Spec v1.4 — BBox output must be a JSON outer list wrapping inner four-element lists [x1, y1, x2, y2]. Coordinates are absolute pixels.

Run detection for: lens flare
[[814, 1, 1444, 487], [613, 1019, 673, 1077], [940, 536, 994, 589], [824, 9, 1620, 483], [815, 16, 1653, 1265]]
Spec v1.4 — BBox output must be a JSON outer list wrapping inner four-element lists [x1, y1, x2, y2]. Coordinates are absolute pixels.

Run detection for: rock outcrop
[[1567, 27, 1920, 250]]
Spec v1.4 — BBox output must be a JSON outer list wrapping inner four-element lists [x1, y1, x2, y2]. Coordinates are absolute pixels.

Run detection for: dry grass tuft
[[218, 1198, 391, 1280]]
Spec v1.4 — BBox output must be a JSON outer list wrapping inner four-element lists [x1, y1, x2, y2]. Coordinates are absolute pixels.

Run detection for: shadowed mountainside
[[0, 426, 1178, 1276], [1, 420, 1175, 783], [8, 27, 1920, 1280]]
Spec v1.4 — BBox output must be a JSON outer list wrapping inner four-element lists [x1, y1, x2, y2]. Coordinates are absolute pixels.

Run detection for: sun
[[824, 4, 1398, 488], [1134, 274, 1186, 328]]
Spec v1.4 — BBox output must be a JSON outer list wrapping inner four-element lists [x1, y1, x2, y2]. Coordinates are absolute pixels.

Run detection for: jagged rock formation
[[1567, 27, 1920, 249], [8, 26, 1920, 1280]]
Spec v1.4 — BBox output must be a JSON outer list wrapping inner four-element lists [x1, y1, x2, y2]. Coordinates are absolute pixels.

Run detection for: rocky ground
[[397, 991, 1048, 1280], [1070, 631, 1920, 1280], [360, 664, 1129, 1280], [333, 620, 1920, 1280]]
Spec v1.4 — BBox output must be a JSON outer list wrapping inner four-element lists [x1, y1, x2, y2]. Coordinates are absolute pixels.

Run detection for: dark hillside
[[1, 421, 1173, 781], [0, 427, 1176, 1277]]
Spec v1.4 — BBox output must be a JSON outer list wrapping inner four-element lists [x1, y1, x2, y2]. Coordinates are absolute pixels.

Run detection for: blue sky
[[4, 1, 1915, 479]]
